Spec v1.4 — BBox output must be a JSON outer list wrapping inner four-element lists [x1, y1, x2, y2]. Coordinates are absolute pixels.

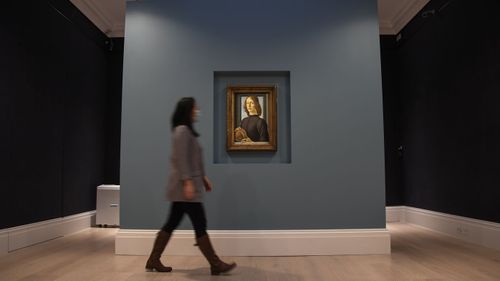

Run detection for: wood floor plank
[[0, 223, 499, 281]]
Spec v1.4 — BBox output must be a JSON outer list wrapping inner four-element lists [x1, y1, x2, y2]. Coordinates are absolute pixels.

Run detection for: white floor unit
[[96, 184, 120, 227]]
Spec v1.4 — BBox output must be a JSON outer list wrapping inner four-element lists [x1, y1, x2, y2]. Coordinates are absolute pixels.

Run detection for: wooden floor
[[1, 223, 499, 281]]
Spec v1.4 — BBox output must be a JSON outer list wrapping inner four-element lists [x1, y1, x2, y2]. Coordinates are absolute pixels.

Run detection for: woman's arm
[[183, 179, 195, 199], [203, 176, 213, 192], [173, 126, 193, 181]]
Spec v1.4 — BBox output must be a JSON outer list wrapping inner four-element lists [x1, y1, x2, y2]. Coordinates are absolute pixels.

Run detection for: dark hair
[[171, 97, 199, 137], [244, 96, 262, 116]]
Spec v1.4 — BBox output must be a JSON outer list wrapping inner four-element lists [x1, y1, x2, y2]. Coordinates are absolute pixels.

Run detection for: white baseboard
[[386, 206, 500, 251], [405, 207, 500, 250], [58, 212, 96, 237], [386, 206, 406, 223], [116, 228, 391, 256], [0, 230, 7, 256], [0, 211, 95, 254]]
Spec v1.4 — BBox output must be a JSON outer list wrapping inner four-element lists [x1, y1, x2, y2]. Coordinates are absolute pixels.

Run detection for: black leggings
[[161, 202, 207, 238]]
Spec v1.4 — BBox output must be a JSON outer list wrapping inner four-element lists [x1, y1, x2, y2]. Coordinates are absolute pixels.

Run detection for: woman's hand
[[183, 179, 195, 200], [203, 176, 213, 192]]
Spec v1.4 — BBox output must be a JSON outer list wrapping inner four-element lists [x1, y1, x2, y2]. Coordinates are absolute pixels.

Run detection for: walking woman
[[145, 97, 237, 275]]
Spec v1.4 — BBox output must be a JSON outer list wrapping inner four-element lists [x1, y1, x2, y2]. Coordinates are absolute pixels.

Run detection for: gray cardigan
[[166, 125, 205, 202]]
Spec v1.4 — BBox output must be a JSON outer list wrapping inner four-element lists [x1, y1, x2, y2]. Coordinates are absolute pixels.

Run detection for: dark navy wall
[[0, 0, 122, 228], [380, 36, 404, 206], [104, 38, 124, 185], [121, 0, 386, 230], [380, 0, 500, 222]]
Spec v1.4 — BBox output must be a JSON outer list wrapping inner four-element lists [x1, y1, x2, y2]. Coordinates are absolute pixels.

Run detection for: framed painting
[[226, 86, 277, 151]]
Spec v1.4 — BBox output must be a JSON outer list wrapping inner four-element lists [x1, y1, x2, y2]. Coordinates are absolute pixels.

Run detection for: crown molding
[[391, 0, 430, 34], [109, 23, 125, 38], [379, 19, 396, 35], [70, 0, 124, 37], [379, 0, 430, 35], [72, 0, 428, 37]]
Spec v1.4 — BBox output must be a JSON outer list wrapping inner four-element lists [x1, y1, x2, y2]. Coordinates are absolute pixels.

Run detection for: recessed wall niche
[[213, 71, 291, 164]]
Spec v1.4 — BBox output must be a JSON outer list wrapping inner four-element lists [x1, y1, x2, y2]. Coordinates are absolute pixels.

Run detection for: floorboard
[[1, 223, 499, 280]]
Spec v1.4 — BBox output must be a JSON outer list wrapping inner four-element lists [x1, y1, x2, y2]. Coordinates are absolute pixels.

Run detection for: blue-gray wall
[[121, 0, 385, 230]]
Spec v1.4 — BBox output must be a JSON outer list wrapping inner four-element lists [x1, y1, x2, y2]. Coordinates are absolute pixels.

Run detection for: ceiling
[[70, 0, 430, 38]]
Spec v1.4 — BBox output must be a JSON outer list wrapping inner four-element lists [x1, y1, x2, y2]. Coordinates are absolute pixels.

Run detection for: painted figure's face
[[246, 98, 257, 115]]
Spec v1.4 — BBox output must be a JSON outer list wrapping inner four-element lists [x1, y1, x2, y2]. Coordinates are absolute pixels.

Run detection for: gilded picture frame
[[226, 86, 277, 151]]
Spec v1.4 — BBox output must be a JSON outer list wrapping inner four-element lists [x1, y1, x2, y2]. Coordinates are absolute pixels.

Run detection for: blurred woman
[[145, 97, 236, 275]]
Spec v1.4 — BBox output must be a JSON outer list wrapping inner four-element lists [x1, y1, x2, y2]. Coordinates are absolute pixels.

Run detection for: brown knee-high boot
[[196, 234, 236, 275], [145, 230, 172, 272]]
